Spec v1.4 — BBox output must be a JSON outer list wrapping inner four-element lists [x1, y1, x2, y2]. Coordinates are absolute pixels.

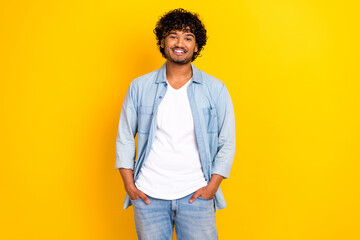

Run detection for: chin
[[168, 57, 192, 65]]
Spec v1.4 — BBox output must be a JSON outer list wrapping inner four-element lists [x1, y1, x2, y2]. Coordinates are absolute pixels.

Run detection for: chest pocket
[[138, 106, 153, 134], [203, 107, 218, 134]]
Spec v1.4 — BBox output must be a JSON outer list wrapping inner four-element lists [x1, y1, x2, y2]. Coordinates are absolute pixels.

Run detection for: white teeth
[[174, 50, 184, 53]]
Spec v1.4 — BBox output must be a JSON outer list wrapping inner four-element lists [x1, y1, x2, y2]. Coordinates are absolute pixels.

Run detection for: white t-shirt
[[135, 78, 207, 200]]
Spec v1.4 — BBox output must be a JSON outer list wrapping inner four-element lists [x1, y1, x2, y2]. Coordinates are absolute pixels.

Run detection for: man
[[115, 8, 235, 240]]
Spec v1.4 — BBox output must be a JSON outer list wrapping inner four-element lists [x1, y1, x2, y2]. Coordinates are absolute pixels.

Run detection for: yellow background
[[1, 0, 359, 239]]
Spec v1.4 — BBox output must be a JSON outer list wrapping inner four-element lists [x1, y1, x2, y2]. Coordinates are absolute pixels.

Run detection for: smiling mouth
[[172, 48, 187, 55]]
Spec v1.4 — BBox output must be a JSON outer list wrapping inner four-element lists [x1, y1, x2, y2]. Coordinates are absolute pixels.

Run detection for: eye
[[185, 38, 192, 41], [170, 36, 176, 39]]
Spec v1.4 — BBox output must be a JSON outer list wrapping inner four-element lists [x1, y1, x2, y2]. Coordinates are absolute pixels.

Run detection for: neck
[[165, 61, 193, 83]]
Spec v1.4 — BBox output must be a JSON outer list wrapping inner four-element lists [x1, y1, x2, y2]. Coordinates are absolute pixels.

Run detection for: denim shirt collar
[[155, 62, 203, 84]]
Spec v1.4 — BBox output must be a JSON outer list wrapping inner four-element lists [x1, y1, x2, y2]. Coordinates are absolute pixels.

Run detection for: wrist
[[206, 174, 223, 192], [206, 183, 218, 193], [125, 183, 137, 193]]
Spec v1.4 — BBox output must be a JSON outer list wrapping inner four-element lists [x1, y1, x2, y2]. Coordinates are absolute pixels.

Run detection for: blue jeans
[[131, 193, 218, 240]]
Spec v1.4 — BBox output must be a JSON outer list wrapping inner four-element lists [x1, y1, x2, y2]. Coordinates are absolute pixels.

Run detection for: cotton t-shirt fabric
[[135, 78, 207, 200]]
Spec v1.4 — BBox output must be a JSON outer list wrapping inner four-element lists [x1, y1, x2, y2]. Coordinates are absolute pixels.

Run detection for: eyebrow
[[169, 32, 195, 38]]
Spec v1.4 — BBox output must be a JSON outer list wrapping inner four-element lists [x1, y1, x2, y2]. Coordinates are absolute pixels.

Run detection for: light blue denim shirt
[[115, 62, 235, 210]]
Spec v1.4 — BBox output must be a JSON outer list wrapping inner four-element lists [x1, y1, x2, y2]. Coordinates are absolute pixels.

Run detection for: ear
[[160, 39, 165, 48], [194, 44, 198, 53]]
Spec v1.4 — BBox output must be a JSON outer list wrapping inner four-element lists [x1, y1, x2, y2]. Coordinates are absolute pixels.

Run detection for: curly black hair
[[154, 8, 207, 62]]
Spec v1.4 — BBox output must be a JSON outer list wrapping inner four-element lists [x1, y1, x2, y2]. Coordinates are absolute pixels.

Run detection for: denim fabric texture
[[115, 62, 236, 210], [132, 194, 218, 240]]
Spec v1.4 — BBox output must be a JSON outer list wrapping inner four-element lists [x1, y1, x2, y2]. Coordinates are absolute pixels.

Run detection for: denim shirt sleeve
[[115, 82, 138, 170], [211, 84, 236, 179]]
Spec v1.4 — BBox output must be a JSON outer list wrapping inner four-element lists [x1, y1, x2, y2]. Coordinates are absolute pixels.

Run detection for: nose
[[174, 37, 185, 48]]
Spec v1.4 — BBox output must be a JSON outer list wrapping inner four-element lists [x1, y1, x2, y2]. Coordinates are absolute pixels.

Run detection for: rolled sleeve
[[211, 85, 236, 178], [115, 83, 138, 170]]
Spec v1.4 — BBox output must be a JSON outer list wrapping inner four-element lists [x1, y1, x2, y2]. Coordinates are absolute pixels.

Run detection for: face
[[160, 29, 198, 65]]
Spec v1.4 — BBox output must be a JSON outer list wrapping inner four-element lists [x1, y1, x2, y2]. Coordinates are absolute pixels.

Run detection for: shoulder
[[197, 69, 226, 98], [200, 70, 224, 87], [125, 68, 160, 103], [130, 69, 159, 88]]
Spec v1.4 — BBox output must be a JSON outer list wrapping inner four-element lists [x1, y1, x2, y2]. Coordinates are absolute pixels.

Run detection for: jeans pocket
[[130, 197, 142, 201], [197, 196, 213, 200], [130, 198, 143, 204]]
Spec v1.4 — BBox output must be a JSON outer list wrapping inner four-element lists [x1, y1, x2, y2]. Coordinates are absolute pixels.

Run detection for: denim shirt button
[[159, 96, 163, 99]]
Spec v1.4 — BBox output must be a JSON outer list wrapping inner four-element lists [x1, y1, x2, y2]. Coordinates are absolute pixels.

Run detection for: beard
[[167, 55, 192, 65]]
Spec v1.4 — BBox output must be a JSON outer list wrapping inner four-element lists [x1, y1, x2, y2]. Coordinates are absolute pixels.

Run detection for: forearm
[[118, 168, 150, 203], [206, 174, 224, 193], [119, 168, 136, 192]]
